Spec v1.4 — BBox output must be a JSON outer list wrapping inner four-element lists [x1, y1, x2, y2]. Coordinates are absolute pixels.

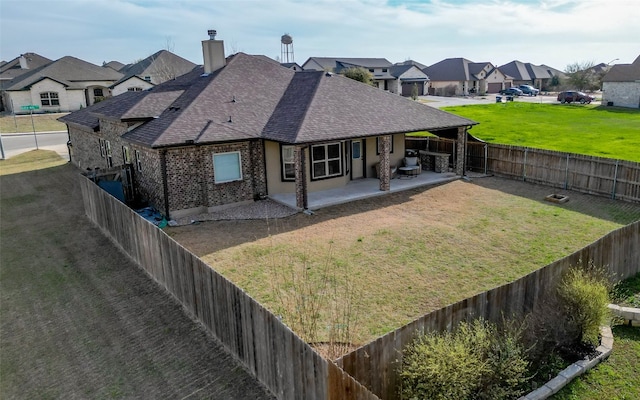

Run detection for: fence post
[[523, 148, 527, 181], [564, 154, 570, 190], [484, 144, 488, 175], [612, 159, 619, 200]]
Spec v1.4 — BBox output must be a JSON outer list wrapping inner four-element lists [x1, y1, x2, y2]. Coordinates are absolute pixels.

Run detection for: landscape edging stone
[[518, 326, 613, 400]]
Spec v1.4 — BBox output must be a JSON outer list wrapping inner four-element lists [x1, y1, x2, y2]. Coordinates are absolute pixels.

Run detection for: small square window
[[213, 151, 242, 183]]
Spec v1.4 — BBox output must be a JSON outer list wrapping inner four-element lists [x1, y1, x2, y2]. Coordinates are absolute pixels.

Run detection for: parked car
[[499, 87, 523, 96], [518, 85, 539, 96], [557, 91, 595, 104]]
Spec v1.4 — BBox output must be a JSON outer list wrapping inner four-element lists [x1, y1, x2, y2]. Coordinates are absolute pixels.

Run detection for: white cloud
[[1, 0, 638, 70]]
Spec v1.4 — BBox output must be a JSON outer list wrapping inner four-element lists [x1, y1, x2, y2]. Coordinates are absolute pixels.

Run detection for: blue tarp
[[136, 207, 167, 228]]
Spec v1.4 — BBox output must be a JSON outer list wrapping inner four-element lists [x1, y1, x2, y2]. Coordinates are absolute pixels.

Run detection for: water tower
[[281, 33, 294, 63]]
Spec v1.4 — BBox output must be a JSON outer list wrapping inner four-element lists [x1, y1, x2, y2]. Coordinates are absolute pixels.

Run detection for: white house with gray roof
[[1, 56, 123, 114], [424, 58, 508, 96], [602, 55, 640, 109]]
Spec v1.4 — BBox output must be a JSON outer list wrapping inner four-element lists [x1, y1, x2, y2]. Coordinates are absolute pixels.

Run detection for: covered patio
[[269, 170, 459, 211]]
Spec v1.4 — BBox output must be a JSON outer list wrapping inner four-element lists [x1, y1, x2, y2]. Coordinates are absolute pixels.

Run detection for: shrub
[[399, 319, 529, 400], [479, 320, 530, 400], [341, 67, 373, 85], [556, 265, 611, 346]]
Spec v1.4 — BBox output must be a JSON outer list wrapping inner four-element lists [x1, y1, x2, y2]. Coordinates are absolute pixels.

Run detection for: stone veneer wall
[[602, 81, 640, 109], [163, 140, 267, 215], [68, 119, 130, 170], [68, 117, 268, 217], [133, 144, 165, 214]]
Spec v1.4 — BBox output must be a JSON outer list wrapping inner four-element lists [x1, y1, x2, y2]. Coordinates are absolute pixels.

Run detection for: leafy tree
[[341, 67, 373, 85], [564, 61, 599, 91], [411, 83, 419, 100]]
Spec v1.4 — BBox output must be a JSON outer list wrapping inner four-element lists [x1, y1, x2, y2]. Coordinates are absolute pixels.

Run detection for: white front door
[[351, 140, 363, 179]]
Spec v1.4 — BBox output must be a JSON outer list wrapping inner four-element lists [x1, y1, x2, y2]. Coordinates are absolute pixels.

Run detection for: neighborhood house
[[60, 31, 476, 219]]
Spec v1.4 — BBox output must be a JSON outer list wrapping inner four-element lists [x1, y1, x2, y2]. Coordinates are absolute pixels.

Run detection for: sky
[[1, 0, 639, 71]]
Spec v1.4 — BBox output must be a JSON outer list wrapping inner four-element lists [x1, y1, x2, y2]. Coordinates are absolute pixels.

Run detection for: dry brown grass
[[168, 178, 640, 346], [0, 112, 67, 133]]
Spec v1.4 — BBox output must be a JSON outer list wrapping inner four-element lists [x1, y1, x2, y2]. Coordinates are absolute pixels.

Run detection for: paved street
[[420, 93, 588, 108], [0, 131, 69, 160]]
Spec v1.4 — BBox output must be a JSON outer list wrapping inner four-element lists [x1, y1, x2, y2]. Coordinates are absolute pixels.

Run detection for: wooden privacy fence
[[408, 137, 640, 203], [487, 145, 640, 202], [78, 175, 379, 400], [337, 221, 640, 400]]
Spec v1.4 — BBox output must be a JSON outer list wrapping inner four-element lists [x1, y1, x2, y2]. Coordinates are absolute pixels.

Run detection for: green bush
[[479, 320, 530, 400], [399, 319, 529, 400], [557, 266, 611, 346]]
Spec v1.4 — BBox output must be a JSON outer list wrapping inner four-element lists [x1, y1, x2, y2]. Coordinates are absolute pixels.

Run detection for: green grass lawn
[[433, 103, 640, 162], [0, 112, 67, 133], [552, 273, 640, 400]]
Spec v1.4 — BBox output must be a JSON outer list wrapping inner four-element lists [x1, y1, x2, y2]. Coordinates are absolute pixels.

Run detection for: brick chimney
[[202, 29, 225, 74]]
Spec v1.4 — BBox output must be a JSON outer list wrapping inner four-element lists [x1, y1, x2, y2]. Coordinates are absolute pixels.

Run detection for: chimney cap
[[207, 29, 217, 40]]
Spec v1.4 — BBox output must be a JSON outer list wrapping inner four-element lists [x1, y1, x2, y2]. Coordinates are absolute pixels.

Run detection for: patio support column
[[379, 135, 391, 191], [455, 126, 467, 176], [294, 145, 308, 210]]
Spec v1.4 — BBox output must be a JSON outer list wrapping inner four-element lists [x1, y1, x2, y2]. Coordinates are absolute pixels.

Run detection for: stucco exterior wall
[[111, 79, 154, 96], [265, 140, 351, 195], [7, 82, 87, 114], [602, 81, 640, 108], [429, 80, 463, 96], [365, 134, 405, 175], [265, 134, 404, 196], [3, 91, 32, 113]]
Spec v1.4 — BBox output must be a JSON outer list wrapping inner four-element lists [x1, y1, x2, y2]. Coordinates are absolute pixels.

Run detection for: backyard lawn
[[434, 103, 640, 162], [168, 176, 640, 347]]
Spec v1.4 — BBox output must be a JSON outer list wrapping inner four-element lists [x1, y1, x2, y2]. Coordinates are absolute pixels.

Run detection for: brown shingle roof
[[603, 55, 640, 82], [0, 52, 52, 83], [116, 50, 196, 85], [3, 56, 123, 90], [268, 71, 474, 143], [64, 53, 476, 148]]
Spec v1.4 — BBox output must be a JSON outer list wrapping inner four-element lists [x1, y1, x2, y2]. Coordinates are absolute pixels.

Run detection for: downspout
[[160, 149, 170, 219], [301, 147, 308, 210]]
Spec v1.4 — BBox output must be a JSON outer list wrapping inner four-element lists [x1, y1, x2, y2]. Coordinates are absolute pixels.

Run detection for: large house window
[[40, 92, 59, 106], [311, 142, 342, 179], [93, 88, 104, 97], [376, 136, 394, 155], [127, 87, 143, 92], [281, 145, 295, 181], [213, 151, 242, 183]]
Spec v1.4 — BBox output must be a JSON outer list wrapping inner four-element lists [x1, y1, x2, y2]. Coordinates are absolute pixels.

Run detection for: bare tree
[[564, 61, 599, 91]]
